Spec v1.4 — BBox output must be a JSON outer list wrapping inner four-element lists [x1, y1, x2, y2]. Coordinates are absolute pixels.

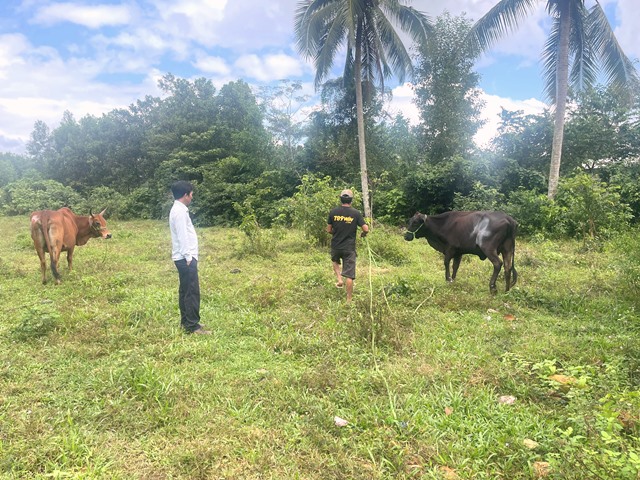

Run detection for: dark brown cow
[[404, 211, 517, 293], [30, 207, 112, 284]]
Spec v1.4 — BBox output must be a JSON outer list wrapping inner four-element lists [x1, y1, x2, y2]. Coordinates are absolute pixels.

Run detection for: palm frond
[[467, 0, 540, 55], [541, 16, 560, 102], [567, 0, 597, 91], [379, 0, 433, 45], [588, 2, 640, 93]]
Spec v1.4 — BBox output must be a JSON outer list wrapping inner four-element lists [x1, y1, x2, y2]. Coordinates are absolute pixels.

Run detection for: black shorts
[[331, 249, 357, 279]]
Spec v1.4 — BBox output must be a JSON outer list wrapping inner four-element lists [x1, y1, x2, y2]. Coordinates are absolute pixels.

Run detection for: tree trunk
[[548, 3, 571, 199], [354, 37, 372, 220]]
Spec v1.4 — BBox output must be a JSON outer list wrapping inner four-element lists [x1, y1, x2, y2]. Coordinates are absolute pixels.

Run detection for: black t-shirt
[[328, 205, 366, 251]]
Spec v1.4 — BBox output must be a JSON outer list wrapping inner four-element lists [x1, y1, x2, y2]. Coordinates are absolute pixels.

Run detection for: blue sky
[[0, 0, 637, 154]]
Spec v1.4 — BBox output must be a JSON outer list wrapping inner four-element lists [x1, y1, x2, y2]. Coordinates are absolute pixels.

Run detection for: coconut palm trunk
[[548, 2, 571, 199], [354, 29, 371, 220]]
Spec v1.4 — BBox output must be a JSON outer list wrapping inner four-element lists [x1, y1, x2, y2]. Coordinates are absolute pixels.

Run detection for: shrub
[[453, 182, 506, 211], [504, 188, 561, 237], [555, 173, 632, 239], [1, 178, 83, 215], [235, 201, 283, 258], [286, 174, 360, 247], [79, 186, 127, 219]]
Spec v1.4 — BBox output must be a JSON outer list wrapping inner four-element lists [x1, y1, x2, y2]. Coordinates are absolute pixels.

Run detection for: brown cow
[[404, 211, 517, 293], [30, 207, 112, 284]]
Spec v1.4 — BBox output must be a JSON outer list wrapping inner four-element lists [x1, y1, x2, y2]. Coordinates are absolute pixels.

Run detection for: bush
[[453, 182, 506, 211], [286, 174, 360, 247], [235, 201, 283, 258], [505, 188, 561, 237], [79, 186, 127, 219], [555, 173, 632, 239], [1, 178, 83, 215]]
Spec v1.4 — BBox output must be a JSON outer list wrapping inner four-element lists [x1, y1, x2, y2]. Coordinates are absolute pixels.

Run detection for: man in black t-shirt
[[326, 189, 369, 302]]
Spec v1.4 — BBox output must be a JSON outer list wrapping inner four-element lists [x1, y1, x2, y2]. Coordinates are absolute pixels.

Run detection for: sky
[[0, 0, 638, 155]]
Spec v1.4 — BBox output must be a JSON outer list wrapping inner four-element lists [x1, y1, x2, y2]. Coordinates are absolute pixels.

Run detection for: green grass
[[1, 215, 639, 479]]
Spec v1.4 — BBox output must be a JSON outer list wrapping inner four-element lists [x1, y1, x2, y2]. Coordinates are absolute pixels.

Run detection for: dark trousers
[[175, 258, 201, 332]]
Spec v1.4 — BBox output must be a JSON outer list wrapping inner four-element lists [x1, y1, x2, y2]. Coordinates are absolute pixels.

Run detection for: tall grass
[[0, 215, 638, 479]]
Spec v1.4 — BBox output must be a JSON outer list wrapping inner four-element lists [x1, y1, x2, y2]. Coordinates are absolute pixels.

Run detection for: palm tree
[[294, 0, 431, 219], [469, 0, 639, 198]]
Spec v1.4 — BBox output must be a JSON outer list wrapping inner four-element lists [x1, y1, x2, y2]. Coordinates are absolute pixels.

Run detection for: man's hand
[[360, 231, 368, 238]]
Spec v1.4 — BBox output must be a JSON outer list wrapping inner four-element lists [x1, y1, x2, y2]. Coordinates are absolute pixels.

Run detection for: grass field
[[0, 215, 639, 479]]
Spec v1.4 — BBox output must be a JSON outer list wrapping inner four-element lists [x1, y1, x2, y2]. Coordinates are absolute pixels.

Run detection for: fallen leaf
[[504, 314, 516, 321], [533, 461, 551, 478], [487, 308, 499, 314], [498, 395, 517, 405], [439, 466, 459, 479], [549, 374, 576, 385], [445, 406, 454, 416], [333, 416, 349, 427], [523, 438, 539, 449]]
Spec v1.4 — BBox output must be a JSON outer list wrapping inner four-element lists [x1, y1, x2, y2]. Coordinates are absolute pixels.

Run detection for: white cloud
[[386, 83, 547, 147], [153, 0, 228, 47], [235, 53, 305, 82], [32, 3, 133, 29], [475, 93, 547, 146], [612, 0, 640, 60], [0, 34, 29, 72], [194, 54, 231, 76]]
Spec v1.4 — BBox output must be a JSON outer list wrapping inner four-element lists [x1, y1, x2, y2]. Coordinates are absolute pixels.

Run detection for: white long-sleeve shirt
[[169, 200, 199, 262]]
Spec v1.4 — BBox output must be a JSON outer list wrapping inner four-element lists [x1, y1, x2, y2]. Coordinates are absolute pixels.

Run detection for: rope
[[405, 219, 424, 240], [362, 235, 399, 425]]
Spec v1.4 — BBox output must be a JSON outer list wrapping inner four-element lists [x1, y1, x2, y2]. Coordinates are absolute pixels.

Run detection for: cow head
[[404, 212, 427, 241], [89, 208, 112, 239]]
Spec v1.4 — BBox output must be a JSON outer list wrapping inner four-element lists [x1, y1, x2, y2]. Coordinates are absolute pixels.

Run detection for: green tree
[[563, 85, 640, 172], [469, 0, 640, 199], [491, 108, 553, 193], [294, 0, 432, 219], [413, 12, 485, 161], [257, 80, 310, 169]]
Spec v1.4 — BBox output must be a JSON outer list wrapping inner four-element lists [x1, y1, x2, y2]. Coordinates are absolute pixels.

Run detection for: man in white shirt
[[169, 181, 210, 335]]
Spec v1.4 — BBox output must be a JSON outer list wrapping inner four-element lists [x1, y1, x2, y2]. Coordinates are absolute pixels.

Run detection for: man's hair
[[171, 181, 193, 200]]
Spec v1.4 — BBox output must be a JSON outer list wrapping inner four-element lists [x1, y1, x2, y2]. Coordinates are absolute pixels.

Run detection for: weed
[[10, 303, 60, 341]]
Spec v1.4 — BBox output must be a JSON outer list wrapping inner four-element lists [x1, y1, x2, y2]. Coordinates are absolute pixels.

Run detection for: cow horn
[[89, 208, 93, 217], [99, 208, 107, 216]]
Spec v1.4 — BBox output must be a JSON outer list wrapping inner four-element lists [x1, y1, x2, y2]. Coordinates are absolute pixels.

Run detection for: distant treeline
[[0, 73, 639, 240]]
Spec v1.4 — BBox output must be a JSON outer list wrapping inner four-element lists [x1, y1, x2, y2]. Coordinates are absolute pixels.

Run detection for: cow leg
[[486, 251, 503, 294], [31, 228, 48, 284], [451, 254, 462, 280], [67, 247, 74, 271], [49, 242, 62, 285], [444, 254, 453, 283], [35, 243, 47, 284], [502, 249, 514, 291]]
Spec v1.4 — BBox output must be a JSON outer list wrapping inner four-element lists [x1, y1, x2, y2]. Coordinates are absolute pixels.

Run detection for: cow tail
[[509, 219, 517, 288], [41, 216, 60, 280]]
